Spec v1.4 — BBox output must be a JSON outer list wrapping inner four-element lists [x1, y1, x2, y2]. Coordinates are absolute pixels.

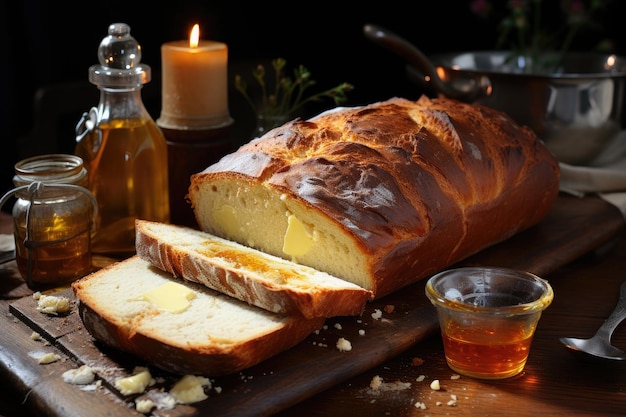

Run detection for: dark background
[[2, 0, 625, 203]]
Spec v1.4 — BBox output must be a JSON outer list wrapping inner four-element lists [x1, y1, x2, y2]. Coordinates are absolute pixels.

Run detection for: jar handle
[[75, 107, 102, 154], [0, 185, 27, 211], [0, 182, 99, 234]]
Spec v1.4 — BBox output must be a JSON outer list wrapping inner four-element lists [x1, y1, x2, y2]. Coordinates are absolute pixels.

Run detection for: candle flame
[[190, 24, 200, 48]]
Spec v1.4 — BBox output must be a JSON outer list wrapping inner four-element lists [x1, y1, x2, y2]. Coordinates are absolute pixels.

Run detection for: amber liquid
[[14, 207, 93, 289], [441, 320, 535, 379], [75, 118, 169, 256]]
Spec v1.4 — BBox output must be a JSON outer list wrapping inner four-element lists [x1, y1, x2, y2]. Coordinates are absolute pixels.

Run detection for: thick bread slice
[[189, 96, 560, 298], [71, 256, 325, 376], [135, 219, 373, 318]]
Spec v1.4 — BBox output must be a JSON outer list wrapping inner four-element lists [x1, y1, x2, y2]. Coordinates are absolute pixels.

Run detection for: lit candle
[[158, 24, 232, 130]]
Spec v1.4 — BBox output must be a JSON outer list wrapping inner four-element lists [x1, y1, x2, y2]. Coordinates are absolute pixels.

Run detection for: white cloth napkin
[[559, 130, 626, 217]]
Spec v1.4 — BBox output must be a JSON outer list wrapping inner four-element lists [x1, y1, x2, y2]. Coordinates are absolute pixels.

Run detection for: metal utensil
[[363, 23, 626, 165], [560, 282, 626, 360], [362, 24, 491, 103]]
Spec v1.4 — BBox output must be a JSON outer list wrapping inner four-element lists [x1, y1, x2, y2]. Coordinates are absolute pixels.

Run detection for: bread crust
[[135, 220, 373, 318], [72, 256, 325, 376], [189, 96, 560, 298], [77, 301, 323, 376]]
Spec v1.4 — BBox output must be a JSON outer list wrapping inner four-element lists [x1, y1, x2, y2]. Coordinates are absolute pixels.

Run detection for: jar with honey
[[0, 154, 98, 290], [75, 23, 169, 258]]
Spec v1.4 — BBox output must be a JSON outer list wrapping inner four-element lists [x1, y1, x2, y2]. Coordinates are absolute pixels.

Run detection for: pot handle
[[363, 24, 491, 103]]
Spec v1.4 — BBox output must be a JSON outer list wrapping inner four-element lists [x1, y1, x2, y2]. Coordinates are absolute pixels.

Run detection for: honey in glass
[[425, 267, 553, 379], [440, 314, 536, 379], [3, 154, 98, 290]]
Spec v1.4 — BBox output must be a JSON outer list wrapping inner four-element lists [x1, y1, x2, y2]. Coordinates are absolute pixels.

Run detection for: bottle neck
[[96, 85, 149, 121]]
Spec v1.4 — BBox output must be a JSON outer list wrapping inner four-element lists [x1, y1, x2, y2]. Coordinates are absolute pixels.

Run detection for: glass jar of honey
[[0, 154, 98, 290]]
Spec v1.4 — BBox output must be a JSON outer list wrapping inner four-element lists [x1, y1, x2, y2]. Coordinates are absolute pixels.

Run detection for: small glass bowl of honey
[[425, 267, 554, 379]]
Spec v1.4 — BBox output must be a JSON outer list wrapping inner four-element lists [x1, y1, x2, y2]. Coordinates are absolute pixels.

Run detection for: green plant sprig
[[235, 58, 354, 120], [472, 0, 612, 73]]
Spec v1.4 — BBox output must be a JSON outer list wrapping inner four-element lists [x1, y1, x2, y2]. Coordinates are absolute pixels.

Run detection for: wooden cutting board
[[8, 194, 625, 417]]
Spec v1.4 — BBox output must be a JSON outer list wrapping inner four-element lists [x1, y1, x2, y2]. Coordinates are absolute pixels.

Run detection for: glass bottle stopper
[[89, 23, 151, 88]]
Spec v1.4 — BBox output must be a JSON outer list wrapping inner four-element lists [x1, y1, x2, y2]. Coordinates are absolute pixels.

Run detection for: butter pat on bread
[[135, 219, 373, 318]]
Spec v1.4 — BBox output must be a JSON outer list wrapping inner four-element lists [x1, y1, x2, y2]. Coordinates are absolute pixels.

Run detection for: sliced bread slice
[[72, 256, 325, 376], [135, 220, 373, 318]]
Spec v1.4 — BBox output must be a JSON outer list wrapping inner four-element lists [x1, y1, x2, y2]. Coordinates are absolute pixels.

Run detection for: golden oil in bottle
[[76, 117, 169, 256], [75, 23, 169, 258], [1, 154, 98, 290]]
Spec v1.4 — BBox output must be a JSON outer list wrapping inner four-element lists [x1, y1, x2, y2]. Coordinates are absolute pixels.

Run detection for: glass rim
[[13, 154, 87, 186], [425, 266, 554, 315]]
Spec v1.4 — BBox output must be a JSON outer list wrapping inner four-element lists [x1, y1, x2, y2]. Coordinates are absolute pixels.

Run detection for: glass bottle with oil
[[75, 23, 169, 258]]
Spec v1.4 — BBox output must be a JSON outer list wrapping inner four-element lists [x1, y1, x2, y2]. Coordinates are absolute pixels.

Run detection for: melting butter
[[213, 204, 239, 237], [138, 281, 196, 313], [283, 214, 313, 258]]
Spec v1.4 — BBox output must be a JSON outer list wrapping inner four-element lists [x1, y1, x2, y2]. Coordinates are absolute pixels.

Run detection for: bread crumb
[[450, 374, 460, 380], [414, 401, 427, 410], [114, 368, 154, 396], [35, 294, 71, 315], [370, 375, 383, 390], [447, 394, 458, 406], [62, 365, 96, 385], [336, 337, 352, 352], [430, 379, 441, 390], [37, 352, 61, 364], [334, 323, 342, 330], [358, 329, 366, 336], [135, 399, 155, 414], [31, 332, 41, 341], [368, 375, 411, 392], [141, 391, 176, 411], [170, 375, 211, 404], [371, 309, 383, 320], [77, 379, 101, 392], [416, 375, 425, 382]]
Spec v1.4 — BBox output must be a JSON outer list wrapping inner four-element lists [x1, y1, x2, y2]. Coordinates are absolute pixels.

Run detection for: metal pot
[[422, 51, 626, 165], [363, 24, 626, 165]]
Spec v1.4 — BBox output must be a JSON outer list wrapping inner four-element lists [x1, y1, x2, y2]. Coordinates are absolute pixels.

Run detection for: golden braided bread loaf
[[189, 95, 560, 298]]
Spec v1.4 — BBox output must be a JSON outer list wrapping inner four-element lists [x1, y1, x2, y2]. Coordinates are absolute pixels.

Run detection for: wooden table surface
[[283, 236, 626, 417], [0, 194, 626, 417]]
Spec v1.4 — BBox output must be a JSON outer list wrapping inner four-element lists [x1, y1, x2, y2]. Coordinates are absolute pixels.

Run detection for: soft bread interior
[[74, 257, 304, 349], [191, 179, 373, 290], [134, 219, 372, 318], [72, 256, 326, 375]]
